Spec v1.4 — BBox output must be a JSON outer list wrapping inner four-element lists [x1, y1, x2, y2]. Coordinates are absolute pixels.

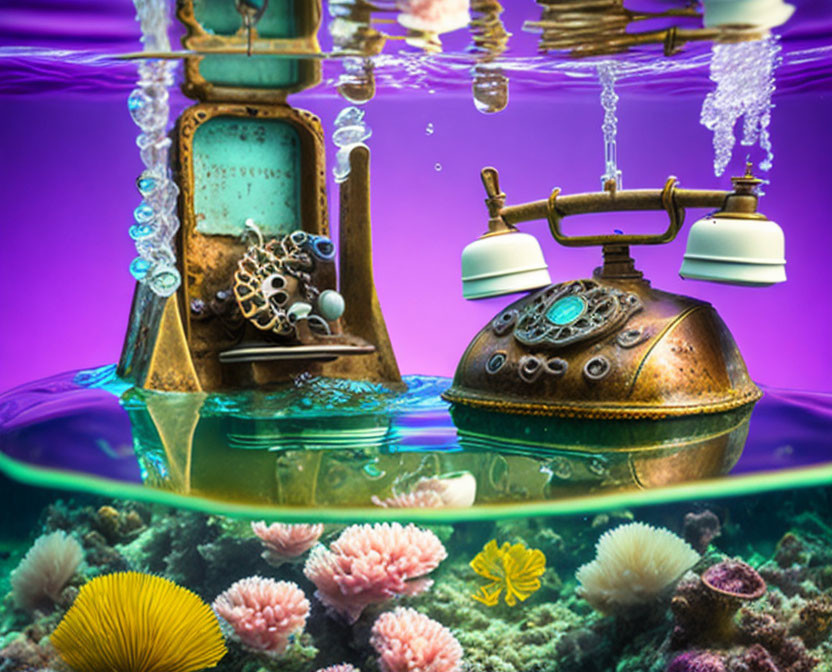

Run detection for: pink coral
[[372, 473, 476, 509], [213, 577, 309, 656], [372, 485, 444, 509], [370, 608, 463, 672], [303, 523, 447, 623], [11, 530, 83, 612], [251, 521, 324, 566], [397, 0, 470, 34]]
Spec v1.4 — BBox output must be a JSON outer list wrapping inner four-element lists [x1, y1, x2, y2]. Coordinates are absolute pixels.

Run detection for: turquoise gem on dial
[[546, 296, 586, 325]]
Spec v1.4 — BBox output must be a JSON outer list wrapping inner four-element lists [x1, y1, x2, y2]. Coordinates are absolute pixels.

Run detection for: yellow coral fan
[[470, 540, 546, 607], [51, 572, 226, 672]]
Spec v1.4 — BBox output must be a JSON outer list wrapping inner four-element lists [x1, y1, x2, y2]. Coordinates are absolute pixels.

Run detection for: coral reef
[[251, 523, 324, 567], [51, 572, 226, 672], [371, 472, 477, 509], [684, 511, 723, 555], [732, 609, 820, 671], [577, 522, 700, 613], [3, 488, 832, 672], [792, 597, 832, 648], [303, 523, 447, 623], [10, 531, 83, 613], [213, 577, 310, 657], [469, 540, 546, 607], [671, 560, 766, 647], [727, 639, 818, 672], [370, 608, 463, 672], [704, 561, 767, 603], [119, 510, 266, 599], [401, 563, 582, 672], [0, 635, 61, 671], [91, 505, 146, 545], [668, 651, 727, 671]]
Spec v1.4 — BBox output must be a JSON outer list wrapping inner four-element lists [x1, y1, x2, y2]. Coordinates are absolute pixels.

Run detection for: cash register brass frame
[[172, 102, 329, 388], [176, 0, 323, 102]]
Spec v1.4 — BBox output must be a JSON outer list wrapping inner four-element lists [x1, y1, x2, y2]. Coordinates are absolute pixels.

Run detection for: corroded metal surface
[[123, 109, 400, 391], [117, 287, 202, 392], [322, 146, 403, 385], [177, 0, 322, 101], [525, 0, 766, 58], [233, 229, 338, 336], [443, 273, 762, 420], [174, 102, 330, 389]]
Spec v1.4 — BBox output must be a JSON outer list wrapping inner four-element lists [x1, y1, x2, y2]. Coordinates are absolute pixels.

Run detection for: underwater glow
[[701, 36, 781, 176], [470, 539, 546, 607], [50, 571, 227, 672]]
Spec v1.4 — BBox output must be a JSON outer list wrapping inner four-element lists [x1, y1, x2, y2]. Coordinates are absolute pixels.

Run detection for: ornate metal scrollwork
[[233, 224, 338, 339], [512, 279, 641, 349]]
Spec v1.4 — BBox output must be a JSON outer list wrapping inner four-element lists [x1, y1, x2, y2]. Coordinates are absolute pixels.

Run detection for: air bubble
[[701, 36, 781, 176], [129, 257, 152, 281], [332, 105, 371, 183], [148, 265, 181, 297], [129, 224, 154, 240], [133, 203, 155, 224]]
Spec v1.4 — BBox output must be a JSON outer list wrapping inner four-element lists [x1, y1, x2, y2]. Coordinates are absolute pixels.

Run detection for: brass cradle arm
[[481, 166, 756, 248]]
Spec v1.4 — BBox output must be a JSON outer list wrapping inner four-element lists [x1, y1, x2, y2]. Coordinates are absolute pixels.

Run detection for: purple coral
[[668, 651, 726, 672], [758, 563, 804, 598], [738, 610, 786, 649], [732, 611, 821, 671], [671, 562, 766, 648], [684, 511, 722, 555], [729, 644, 778, 672], [702, 561, 766, 602]]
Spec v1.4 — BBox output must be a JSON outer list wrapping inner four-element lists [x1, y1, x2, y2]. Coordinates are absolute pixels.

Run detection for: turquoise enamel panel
[[546, 295, 586, 325], [193, 116, 301, 237]]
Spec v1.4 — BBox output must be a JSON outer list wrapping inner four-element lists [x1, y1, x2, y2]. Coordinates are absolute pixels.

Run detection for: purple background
[[1, 3, 831, 393]]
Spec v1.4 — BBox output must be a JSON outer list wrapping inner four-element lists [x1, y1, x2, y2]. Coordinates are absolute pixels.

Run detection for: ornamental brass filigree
[[233, 224, 338, 339], [508, 279, 641, 349]]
